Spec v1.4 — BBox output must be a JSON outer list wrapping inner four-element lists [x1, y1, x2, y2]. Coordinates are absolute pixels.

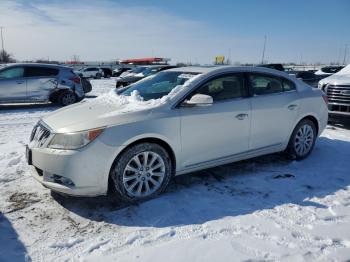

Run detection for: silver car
[[27, 66, 328, 201], [0, 63, 85, 106]]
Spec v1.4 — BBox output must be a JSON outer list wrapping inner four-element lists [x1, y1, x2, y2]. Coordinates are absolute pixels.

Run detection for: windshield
[[121, 71, 200, 100]]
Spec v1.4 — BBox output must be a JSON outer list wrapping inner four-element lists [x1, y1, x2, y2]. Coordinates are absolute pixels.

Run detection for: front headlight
[[48, 128, 104, 150]]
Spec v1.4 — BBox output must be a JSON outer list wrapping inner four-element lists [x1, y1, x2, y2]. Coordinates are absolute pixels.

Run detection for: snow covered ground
[[0, 79, 350, 261]]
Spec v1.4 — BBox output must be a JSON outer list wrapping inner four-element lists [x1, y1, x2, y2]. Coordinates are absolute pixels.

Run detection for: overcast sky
[[0, 0, 349, 64]]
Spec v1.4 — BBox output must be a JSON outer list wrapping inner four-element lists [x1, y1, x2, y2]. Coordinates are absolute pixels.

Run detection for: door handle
[[288, 104, 298, 110], [16, 81, 24, 84], [236, 113, 248, 120]]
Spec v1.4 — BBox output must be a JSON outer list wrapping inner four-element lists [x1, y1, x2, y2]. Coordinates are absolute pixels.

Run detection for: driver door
[[178, 73, 251, 169]]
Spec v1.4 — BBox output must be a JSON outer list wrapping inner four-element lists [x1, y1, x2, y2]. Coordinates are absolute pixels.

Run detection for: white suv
[[318, 64, 350, 118], [75, 67, 104, 79], [27, 66, 328, 201]]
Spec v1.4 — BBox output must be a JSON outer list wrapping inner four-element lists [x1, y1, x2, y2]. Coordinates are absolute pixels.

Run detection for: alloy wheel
[[294, 124, 314, 157], [122, 151, 166, 197]]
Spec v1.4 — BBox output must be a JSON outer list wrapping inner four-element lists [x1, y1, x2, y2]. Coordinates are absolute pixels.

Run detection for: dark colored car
[[315, 66, 344, 76], [100, 67, 113, 78], [288, 71, 325, 88], [81, 78, 92, 93], [258, 64, 285, 71]]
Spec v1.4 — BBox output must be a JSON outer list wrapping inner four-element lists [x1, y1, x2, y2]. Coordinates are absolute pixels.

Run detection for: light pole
[[343, 44, 348, 65], [261, 35, 267, 64], [0, 26, 4, 51]]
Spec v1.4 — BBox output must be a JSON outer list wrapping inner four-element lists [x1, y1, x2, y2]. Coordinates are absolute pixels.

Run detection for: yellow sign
[[215, 56, 225, 64]]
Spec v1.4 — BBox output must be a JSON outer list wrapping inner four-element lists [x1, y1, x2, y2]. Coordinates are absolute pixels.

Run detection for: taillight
[[322, 94, 328, 104], [69, 76, 81, 84]]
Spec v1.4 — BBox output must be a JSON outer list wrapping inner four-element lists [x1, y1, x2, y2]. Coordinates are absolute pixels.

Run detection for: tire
[[110, 143, 172, 202], [286, 119, 317, 160], [95, 73, 102, 79], [57, 91, 77, 106]]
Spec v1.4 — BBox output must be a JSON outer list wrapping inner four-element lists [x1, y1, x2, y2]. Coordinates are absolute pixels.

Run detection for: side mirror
[[183, 94, 213, 106]]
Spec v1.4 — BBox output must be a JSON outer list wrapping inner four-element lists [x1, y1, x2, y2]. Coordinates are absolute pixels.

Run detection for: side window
[[194, 74, 247, 102], [0, 67, 25, 79], [25, 67, 59, 77], [249, 74, 283, 95], [282, 79, 296, 92]]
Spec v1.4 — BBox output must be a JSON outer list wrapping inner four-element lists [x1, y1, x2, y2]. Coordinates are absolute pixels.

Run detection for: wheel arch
[[107, 136, 177, 193], [294, 114, 319, 136]]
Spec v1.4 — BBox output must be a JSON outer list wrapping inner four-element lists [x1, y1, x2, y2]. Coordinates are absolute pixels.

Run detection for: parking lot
[[0, 79, 349, 261]]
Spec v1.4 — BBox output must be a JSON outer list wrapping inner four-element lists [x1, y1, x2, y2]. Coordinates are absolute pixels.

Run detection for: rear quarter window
[[249, 73, 296, 95], [282, 78, 296, 91]]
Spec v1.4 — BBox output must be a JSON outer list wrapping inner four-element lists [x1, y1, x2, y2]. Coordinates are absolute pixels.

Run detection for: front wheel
[[110, 143, 172, 202], [286, 119, 317, 160]]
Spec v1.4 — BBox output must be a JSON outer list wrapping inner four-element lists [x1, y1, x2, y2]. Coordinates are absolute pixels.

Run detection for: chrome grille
[[326, 85, 350, 114], [30, 122, 51, 147], [326, 85, 350, 104]]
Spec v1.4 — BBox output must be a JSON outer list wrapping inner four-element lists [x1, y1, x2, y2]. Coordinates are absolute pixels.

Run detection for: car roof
[[2, 63, 71, 70], [166, 65, 291, 75]]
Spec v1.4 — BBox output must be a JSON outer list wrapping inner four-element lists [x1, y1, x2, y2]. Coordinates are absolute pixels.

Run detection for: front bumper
[[27, 138, 125, 197]]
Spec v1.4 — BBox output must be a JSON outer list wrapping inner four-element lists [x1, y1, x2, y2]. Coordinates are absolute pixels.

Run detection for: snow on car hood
[[319, 65, 350, 86], [41, 87, 183, 133]]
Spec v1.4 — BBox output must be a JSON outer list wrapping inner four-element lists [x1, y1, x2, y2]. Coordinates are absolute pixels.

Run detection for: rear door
[[0, 66, 26, 102], [248, 73, 300, 150], [179, 73, 251, 168], [24, 66, 59, 102]]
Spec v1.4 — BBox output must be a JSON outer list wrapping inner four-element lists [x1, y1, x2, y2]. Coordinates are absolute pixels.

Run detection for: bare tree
[[0, 49, 15, 63]]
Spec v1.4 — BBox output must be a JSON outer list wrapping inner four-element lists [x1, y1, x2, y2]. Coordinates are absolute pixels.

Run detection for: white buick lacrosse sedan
[[27, 66, 328, 201]]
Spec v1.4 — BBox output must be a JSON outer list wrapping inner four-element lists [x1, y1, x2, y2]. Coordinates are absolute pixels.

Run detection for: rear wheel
[[286, 119, 317, 160], [110, 143, 172, 202], [58, 91, 76, 106]]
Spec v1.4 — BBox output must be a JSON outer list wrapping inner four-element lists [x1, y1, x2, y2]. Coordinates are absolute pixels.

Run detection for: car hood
[[42, 92, 158, 133], [320, 73, 350, 86]]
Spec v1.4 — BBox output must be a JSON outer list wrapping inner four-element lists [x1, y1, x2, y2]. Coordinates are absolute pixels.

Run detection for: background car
[[318, 64, 350, 120], [112, 67, 132, 77], [258, 63, 285, 71], [115, 66, 148, 87], [116, 65, 177, 87], [74, 67, 104, 79], [100, 67, 113, 78], [0, 63, 85, 106], [288, 70, 323, 87], [27, 66, 328, 202], [315, 66, 344, 76]]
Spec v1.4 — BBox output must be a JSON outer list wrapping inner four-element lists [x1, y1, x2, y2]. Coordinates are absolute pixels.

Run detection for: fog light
[[51, 174, 75, 187]]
